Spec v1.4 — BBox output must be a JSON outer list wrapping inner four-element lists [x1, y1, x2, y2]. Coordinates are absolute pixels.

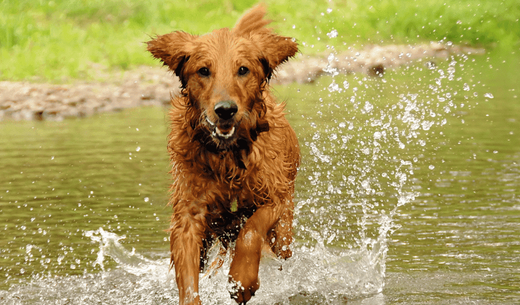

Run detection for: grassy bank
[[1, 0, 519, 82]]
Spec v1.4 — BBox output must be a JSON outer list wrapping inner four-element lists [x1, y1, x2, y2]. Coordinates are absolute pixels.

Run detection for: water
[[1, 52, 519, 304]]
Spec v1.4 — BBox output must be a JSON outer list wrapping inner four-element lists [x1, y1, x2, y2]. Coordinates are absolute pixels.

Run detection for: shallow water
[[1, 52, 519, 304]]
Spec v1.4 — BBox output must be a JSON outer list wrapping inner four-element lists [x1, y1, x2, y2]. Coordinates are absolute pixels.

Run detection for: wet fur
[[147, 5, 299, 304]]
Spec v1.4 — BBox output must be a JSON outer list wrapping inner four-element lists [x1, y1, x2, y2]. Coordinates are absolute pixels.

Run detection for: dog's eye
[[198, 67, 210, 77], [238, 66, 249, 76]]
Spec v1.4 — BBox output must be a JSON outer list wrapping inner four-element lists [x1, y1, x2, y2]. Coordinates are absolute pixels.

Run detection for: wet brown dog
[[147, 5, 299, 304]]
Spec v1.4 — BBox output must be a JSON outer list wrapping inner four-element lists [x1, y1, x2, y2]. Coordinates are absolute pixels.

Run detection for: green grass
[[0, 0, 519, 82]]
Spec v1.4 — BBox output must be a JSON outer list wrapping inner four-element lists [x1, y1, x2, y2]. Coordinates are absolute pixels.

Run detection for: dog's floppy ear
[[233, 4, 297, 78], [254, 33, 298, 79], [147, 32, 197, 83]]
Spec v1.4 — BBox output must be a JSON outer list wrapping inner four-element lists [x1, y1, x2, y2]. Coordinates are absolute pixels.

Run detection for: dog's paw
[[228, 276, 259, 304]]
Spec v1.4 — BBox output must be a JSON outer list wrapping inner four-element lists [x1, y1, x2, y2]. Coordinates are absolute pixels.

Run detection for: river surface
[[0, 52, 519, 304]]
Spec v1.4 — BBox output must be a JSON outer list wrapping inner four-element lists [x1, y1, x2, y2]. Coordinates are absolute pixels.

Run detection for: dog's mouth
[[206, 117, 236, 140], [214, 125, 236, 139]]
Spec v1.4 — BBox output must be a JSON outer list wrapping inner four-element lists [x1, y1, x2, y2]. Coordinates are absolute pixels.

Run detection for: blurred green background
[[1, 0, 519, 82]]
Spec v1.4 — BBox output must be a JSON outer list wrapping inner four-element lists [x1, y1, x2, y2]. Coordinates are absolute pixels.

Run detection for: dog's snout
[[214, 100, 238, 120]]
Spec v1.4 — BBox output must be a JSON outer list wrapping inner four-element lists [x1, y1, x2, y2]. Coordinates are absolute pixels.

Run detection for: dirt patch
[[0, 43, 484, 121]]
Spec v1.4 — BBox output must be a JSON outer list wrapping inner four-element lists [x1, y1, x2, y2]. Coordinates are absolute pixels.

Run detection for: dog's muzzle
[[207, 100, 238, 139]]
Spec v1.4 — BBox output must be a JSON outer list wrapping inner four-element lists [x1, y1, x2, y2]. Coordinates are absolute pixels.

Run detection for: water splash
[[83, 228, 158, 275], [293, 45, 480, 303], [1, 229, 176, 304], [1, 228, 387, 304]]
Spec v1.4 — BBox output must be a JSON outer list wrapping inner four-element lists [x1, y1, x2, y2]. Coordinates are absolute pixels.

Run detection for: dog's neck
[[203, 140, 248, 169]]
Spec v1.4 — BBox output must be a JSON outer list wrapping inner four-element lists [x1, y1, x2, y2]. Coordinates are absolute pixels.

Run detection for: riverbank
[[0, 43, 484, 121]]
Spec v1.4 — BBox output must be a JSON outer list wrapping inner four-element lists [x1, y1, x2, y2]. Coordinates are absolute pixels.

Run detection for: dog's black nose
[[214, 100, 238, 120]]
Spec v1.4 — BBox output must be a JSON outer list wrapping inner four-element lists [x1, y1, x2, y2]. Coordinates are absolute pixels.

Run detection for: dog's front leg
[[228, 204, 285, 303], [170, 202, 207, 305]]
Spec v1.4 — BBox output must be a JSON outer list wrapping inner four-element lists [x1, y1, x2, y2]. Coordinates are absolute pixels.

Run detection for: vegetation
[[0, 0, 519, 82]]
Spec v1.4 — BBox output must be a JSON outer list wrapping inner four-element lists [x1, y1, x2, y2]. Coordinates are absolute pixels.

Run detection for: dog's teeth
[[216, 127, 235, 139]]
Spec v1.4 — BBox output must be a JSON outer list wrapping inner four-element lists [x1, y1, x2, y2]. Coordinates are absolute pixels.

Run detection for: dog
[[147, 4, 299, 304]]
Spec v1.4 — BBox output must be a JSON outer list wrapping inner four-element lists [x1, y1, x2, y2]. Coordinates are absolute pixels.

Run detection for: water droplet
[[484, 93, 494, 99], [447, 67, 455, 75], [421, 121, 434, 130], [144, 197, 150, 203], [364, 101, 373, 113], [136, 146, 141, 152], [326, 29, 338, 38], [328, 82, 340, 92]]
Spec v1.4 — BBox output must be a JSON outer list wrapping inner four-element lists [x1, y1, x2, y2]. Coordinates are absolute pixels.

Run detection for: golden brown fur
[[147, 4, 299, 304]]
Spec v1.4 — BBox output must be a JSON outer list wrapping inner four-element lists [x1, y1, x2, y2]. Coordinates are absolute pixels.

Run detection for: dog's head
[[147, 5, 297, 151]]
